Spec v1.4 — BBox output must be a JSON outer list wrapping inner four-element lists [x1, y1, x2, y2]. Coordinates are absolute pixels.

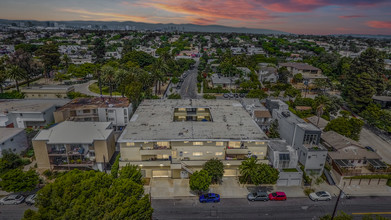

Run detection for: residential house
[[0, 128, 29, 156], [321, 131, 389, 186], [241, 99, 272, 131], [372, 96, 391, 109], [279, 62, 327, 85], [268, 140, 303, 186], [258, 65, 278, 83], [21, 85, 74, 99], [117, 99, 268, 179], [0, 99, 69, 129], [266, 99, 327, 175], [33, 121, 116, 171], [53, 97, 132, 131]]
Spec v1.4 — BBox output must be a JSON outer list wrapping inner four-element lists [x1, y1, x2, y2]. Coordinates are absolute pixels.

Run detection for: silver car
[[25, 194, 37, 205], [247, 191, 269, 201], [0, 194, 25, 205], [309, 191, 332, 201]]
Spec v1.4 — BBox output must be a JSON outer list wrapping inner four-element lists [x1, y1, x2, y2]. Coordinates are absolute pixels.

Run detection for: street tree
[[93, 37, 106, 64], [118, 164, 143, 185], [35, 43, 61, 78], [0, 169, 39, 192], [6, 65, 25, 92], [239, 157, 279, 185], [203, 159, 224, 184], [189, 170, 212, 194], [23, 170, 152, 220], [101, 65, 116, 97], [324, 116, 364, 141], [111, 154, 120, 178]]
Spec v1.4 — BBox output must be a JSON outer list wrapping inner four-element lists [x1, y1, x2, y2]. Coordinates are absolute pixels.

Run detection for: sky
[[1, 0, 391, 35]]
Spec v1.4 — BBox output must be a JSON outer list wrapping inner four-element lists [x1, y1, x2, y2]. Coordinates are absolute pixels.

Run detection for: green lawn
[[88, 82, 121, 96], [282, 168, 299, 172]]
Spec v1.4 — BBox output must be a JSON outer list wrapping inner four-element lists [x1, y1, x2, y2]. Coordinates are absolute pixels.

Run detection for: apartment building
[[0, 99, 69, 129], [267, 99, 327, 175], [53, 97, 132, 131], [118, 99, 268, 179], [32, 121, 116, 171]]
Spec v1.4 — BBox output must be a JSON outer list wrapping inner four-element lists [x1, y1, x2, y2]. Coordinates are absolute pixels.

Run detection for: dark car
[[268, 192, 287, 201], [199, 193, 220, 203], [247, 191, 269, 201], [234, 93, 239, 98], [365, 146, 375, 152], [239, 93, 246, 98]]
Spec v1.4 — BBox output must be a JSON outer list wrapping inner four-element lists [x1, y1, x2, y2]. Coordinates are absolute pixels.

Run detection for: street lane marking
[[352, 212, 391, 215]]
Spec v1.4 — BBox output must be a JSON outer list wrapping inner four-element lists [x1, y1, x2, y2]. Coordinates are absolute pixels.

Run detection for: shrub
[[0, 91, 24, 99], [203, 94, 216, 99], [43, 169, 53, 178]]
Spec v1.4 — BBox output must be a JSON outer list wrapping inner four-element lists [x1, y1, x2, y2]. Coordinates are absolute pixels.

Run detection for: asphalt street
[[152, 196, 391, 220], [0, 203, 37, 220], [180, 59, 199, 99]]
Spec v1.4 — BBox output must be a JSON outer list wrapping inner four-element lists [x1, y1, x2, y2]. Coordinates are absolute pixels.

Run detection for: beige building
[[32, 121, 116, 171], [118, 99, 269, 179], [53, 97, 132, 131], [21, 85, 74, 99]]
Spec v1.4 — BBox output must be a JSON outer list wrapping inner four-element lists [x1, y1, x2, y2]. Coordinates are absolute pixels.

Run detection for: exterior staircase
[[181, 161, 194, 174]]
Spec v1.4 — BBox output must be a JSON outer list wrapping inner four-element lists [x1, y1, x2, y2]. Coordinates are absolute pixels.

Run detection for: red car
[[268, 192, 287, 201]]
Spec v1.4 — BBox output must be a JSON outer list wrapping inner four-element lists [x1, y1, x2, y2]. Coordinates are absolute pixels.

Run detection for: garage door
[[288, 179, 301, 186], [277, 179, 288, 186], [224, 169, 237, 176], [152, 170, 171, 178]]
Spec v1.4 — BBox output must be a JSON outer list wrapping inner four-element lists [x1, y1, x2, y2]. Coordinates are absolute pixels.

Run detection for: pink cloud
[[191, 18, 217, 25], [366, 20, 391, 29], [339, 15, 366, 19]]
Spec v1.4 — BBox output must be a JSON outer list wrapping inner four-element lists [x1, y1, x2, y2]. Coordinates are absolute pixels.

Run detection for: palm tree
[[239, 157, 259, 184], [115, 68, 128, 97], [0, 56, 8, 93], [313, 95, 331, 127], [151, 59, 167, 95], [101, 65, 116, 97], [7, 65, 25, 92]]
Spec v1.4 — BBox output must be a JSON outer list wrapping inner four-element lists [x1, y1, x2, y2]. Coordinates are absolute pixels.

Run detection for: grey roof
[[279, 62, 320, 71], [0, 128, 25, 143], [0, 99, 70, 114], [268, 140, 291, 152], [321, 131, 361, 150], [372, 96, 391, 102], [118, 99, 268, 142], [33, 121, 113, 144], [306, 116, 329, 130], [211, 74, 234, 85]]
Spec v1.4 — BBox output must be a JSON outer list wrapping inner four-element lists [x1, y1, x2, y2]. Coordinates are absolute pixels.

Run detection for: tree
[[314, 78, 329, 94], [111, 154, 120, 178], [0, 56, 8, 93], [278, 67, 290, 83], [167, 93, 181, 99], [292, 73, 303, 83], [189, 170, 211, 194], [121, 51, 155, 68], [119, 164, 143, 185], [93, 37, 106, 64], [8, 49, 41, 87], [0, 150, 24, 174], [6, 65, 25, 92], [342, 48, 387, 112], [0, 169, 39, 192], [203, 159, 224, 184], [319, 211, 353, 220], [324, 117, 364, 141], [246, 89, 268, 99], [23, 170, 152, 220], [268, 120, 280, 138], [360, 103, 391, 133], [35, 43, 61, 78], [101, 65, 116, 97], [239, 157, 279, 185]]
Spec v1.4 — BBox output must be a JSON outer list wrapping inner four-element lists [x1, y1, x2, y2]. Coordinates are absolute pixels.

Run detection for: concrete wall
[[94, 131, 116, 163], [32, 140, 50, 169], [277, 170, 303, 186]]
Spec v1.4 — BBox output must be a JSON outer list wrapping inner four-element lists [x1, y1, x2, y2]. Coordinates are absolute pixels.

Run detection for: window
[[108, 110, 115, 113], [193, 152, 203, 156], [215, 152, 223, 156], [207, 141, 212, 143], [193, 142, 203, 146], [126, 142, 135, 146], [303, 134, 319, 145], [178, 108, 186, 112], [184, 141, 189, 144], [229, 141, 241, 148], [83, 109, 90, 113], [108, 118, 115, 121], [157, 142, 169, 147], [124, 109, 127, 115], [255, 142, 265, 145], [216, 142, 224, 146]]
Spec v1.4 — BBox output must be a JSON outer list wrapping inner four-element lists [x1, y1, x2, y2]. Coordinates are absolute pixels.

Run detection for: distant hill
[[0, 19, 288, 35]]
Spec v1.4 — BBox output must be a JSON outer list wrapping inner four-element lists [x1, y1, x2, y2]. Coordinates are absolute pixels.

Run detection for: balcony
[[140, 149, 172, 156], [226, 147, 249, 155], [119, 160, 171, 167]]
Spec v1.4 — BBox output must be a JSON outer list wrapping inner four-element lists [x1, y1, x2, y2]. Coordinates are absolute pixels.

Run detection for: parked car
[[199, 193, 220, 203], [0, 194, 25, 205], [309, 191, 332, 201], [234, 93, 239, 98], [228, 93, 234, 98], [247, 191, 269, 201], [239, 93, 246, 98], [365, 146, 375, 152], [223, 93, 229, 98], [268, 192, 287, 201], [25, 194, 37, 205]]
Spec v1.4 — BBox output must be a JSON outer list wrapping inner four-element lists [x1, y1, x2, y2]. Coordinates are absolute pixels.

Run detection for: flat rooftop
[[118, 99, 267, 142], [0, 128, 25, 143], [56, 97, 130, 111], [0, 99, 70, 114], [33, 121, 113, 144], [268, 140, 291, 152]]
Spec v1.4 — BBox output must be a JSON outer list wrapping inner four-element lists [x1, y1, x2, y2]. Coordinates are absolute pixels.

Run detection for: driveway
[[73, 80, 120, 97]]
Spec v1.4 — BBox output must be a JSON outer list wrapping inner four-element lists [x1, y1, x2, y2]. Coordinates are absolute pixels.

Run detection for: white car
[[25, 194, 37, 205], [0, 194, 25, 205], [309, 191, 332, 201]]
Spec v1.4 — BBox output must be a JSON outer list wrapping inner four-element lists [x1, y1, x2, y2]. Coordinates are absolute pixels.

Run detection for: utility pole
[[331, 182, 346, 219]]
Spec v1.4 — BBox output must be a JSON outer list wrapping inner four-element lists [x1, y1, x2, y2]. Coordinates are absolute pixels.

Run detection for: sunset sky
[[1, 0, 391, 35]]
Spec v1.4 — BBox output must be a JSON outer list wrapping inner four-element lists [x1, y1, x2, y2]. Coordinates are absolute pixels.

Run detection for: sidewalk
[[149, 178, 196, 199]]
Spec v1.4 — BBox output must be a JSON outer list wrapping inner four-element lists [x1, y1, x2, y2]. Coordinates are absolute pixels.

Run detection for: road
[[359, 127, 391, 164], [152, 197, 391, 220], [180, 59, 199, 99], [0, 203, 37, 220]]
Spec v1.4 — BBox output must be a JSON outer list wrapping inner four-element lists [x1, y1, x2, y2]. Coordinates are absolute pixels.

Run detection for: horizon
[[0, 0, 391, 35]]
